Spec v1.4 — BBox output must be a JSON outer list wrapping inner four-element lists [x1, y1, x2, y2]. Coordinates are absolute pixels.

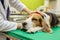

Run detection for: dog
[[22, 12, 59, 33]]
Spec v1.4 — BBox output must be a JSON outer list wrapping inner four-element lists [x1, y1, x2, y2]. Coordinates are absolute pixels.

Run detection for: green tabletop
[[5, 25, 60, 40]]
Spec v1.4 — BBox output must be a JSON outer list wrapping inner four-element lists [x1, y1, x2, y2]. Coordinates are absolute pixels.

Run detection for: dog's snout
[[22, 22, 27, 26]]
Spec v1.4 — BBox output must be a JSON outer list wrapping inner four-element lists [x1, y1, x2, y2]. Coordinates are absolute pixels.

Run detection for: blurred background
[[9, 0, 60, 23]]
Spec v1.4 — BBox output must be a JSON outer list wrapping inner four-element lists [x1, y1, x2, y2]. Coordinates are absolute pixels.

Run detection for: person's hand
[[23, 7, 45, 16], [17, 23, 23, 29], [29, 10, 45, 16]]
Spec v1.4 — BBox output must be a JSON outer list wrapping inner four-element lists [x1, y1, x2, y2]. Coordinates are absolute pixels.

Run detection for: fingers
[[17, 23, 23, 29], [30, 10, 45, 16]]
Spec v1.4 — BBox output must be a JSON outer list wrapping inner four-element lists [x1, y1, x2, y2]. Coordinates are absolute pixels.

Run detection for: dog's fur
[[45, 12, 59, 26], [22, 12, 59, 33]]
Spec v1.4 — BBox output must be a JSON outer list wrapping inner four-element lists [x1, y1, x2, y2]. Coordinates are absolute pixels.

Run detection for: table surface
[[5, 25, 60, 40]]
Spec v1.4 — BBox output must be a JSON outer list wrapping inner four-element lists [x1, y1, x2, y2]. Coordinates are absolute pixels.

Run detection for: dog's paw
[[27, 28, 34, 33], [48, 29, 53, 33], [27, 27, 42, 33], [27, 28, 37, 33]]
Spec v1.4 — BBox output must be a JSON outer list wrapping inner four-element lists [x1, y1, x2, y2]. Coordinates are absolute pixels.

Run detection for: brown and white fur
[[22, 12, 59, 33]]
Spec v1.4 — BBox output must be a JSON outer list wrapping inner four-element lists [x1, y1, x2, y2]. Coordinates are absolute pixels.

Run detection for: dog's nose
[[22, 22, 27, 26]]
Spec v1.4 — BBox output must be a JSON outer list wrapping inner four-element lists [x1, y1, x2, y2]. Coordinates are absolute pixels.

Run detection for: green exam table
[[5, 25, 60, 40]]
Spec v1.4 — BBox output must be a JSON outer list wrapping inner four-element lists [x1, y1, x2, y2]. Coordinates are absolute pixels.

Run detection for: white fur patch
[[27, 27, 42, 33], [24, 16, 34, 30]]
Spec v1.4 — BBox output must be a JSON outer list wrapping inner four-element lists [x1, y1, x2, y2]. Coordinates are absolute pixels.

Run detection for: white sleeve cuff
[[2, 22, 18, 32]]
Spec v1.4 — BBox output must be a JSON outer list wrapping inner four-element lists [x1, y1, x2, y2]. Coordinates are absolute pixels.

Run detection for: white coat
[[0, 0, 26, 40]]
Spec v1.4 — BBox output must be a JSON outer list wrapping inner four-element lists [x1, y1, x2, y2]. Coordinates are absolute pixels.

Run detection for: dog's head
[[22, 12, 43, 30], [22, 12, 53, 33]]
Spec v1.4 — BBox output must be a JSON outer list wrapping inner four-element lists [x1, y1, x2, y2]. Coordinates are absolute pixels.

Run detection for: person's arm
[[0, 13, 23, 32], [22, 7, 32, 14], [0, 1, 23, 32], [9, 0, 32, 14]]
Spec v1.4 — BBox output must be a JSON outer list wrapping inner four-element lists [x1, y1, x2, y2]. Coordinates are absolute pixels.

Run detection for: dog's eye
[[32, 18, 38, 21], [39, 19, 42, 21]]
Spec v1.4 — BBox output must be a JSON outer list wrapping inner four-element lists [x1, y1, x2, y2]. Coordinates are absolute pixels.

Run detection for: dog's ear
[[41, 19, 52, 33], [41, 19, 49, 32]]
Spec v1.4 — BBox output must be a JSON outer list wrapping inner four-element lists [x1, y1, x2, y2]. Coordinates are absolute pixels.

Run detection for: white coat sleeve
[[0, 13, 17, 32], [9, 0, 26, 12]]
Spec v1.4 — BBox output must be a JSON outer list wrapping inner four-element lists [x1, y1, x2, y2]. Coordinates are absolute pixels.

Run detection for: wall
[[49, 0, 56, 9], [10, 0, 44, 14], [55, 0, 60, 15], [20, 0, 44, 10], [44, 0, 49, 6]]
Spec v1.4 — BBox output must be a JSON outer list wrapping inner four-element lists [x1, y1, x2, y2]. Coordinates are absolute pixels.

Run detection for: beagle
[[22, 12, 59, 33]]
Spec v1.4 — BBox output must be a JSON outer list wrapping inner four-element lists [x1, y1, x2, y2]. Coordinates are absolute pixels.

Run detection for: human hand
[[29, 10, 45, 16], [23, 7, 45, 16], [17, 23, 23, 29]]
